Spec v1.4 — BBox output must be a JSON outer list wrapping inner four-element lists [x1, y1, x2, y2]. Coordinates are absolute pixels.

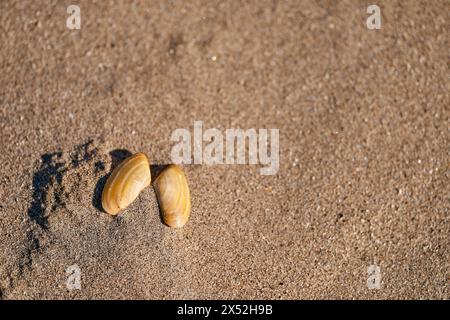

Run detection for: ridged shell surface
[[154, 164, 191, 228], [102, 153, 151, 215]]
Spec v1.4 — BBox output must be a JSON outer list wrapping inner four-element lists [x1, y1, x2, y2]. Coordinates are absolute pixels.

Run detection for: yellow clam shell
[[102, 152, 151, 215], [154, 164, 191, 228]]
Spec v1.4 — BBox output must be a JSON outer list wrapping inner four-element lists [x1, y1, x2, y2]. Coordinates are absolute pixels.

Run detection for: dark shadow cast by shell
[[110, 149, 132, 169], [150, 164, 169, 181]]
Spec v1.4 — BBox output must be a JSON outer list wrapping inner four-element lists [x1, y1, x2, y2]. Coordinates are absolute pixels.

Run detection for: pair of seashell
[[101, 152, 190, 228]]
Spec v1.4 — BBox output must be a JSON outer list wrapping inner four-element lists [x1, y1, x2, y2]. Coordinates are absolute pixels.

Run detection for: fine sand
[[0, 0, 448, 299]]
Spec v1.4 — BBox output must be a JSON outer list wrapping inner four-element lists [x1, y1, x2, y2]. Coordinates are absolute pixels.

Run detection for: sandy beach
[[0, 0, 448, 299]]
